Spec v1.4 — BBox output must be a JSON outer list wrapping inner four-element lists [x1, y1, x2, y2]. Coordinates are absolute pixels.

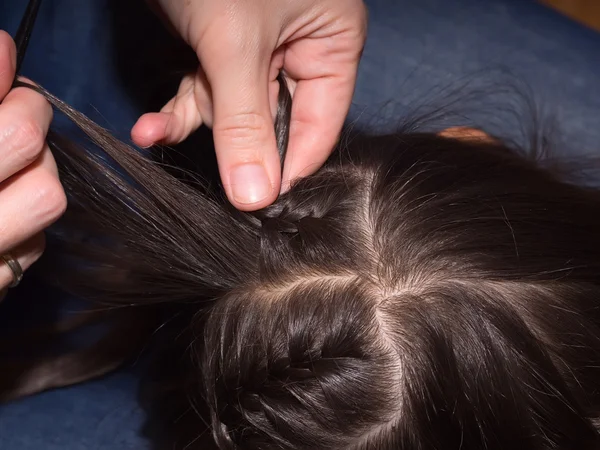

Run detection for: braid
[[200, 281, 401, 449]]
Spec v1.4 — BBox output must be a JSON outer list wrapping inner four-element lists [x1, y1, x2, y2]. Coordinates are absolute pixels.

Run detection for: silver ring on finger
[[2, 253, 23, 288]]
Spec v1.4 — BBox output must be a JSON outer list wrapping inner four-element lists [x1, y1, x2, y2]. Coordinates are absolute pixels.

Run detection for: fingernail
[[229, 163, 272, 205]]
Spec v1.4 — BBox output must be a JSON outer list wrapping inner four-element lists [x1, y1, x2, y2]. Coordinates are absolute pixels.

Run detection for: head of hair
[[6, 77, 600, 449]]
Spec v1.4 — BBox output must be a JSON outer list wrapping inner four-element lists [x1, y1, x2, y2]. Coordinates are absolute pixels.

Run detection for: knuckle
[[200, 8, 252, 44], [11, 118, 46, 166], [32, 173, 67, 223], [358, 7, 368, 38], [213, 112, 271, 150], [197, 17, 264, 68]]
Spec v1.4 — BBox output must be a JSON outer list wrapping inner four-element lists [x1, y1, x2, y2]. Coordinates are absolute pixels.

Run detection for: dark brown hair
[[5, 78, 600, 450]]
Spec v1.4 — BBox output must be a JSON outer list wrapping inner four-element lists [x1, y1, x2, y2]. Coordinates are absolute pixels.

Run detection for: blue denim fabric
[[0, 0, 599, 448], [350, 0, 600, 156]]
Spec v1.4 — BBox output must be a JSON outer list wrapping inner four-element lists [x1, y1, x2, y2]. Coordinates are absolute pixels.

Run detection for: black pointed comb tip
[[14, 0, 43, 75]]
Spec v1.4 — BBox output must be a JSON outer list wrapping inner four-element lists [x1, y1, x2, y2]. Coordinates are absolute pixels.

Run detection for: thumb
[[199, 29, 281, 211]]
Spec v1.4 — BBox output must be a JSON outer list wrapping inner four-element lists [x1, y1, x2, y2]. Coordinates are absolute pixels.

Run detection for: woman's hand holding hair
[[132, 0, 367, 211], [0, 31, 67, 295]]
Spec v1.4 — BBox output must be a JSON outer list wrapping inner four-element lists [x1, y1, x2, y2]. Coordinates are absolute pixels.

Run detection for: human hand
[[132, 0, 367, 211], [0, 31, 67, 294]]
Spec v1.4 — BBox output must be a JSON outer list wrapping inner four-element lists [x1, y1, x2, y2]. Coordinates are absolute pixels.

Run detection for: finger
[[280, 73, 354, 192], [132, 53, 286, 149], [131, 112, 171, 148], [0, 82, 53, 182], [0, 30, 16, 100], [198, 24, 280, 210], [0, 146, 66, 253], [0, 232, 45, 291], [132, 70, 212, 147]]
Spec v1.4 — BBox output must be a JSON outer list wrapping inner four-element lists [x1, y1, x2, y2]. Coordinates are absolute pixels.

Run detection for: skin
[[0, 31, 67, 297], [132, 0, 368, 211], [438, 126, 496, 144]]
